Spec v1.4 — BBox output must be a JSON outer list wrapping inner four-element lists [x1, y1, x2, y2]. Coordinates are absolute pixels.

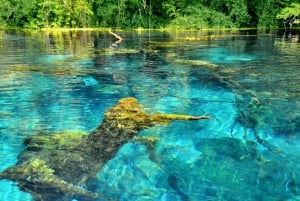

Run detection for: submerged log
[[0, 97, 210, 201]]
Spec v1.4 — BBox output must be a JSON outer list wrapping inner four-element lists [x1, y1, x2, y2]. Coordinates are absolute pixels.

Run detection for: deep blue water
[[0, 30, 300, 201]]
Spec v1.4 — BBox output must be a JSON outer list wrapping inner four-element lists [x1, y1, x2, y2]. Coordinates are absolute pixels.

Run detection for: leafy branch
[[276, 3, 300, 30]]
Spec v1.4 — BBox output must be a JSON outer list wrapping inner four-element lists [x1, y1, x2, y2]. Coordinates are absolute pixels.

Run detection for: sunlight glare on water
[[0, 30, 300, 201]]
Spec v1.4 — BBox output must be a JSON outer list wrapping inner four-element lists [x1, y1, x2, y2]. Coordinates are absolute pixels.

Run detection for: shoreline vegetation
[[1, 27, 300, 33], [0, 1, 299, 31], [1, 28, 299, 43]]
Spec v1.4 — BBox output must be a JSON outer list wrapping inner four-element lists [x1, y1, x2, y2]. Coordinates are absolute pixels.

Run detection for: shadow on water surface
[[0, 30, 300, 201]]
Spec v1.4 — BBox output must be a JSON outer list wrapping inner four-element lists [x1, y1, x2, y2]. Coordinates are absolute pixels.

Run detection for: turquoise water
[[0, 30, 300, 201]]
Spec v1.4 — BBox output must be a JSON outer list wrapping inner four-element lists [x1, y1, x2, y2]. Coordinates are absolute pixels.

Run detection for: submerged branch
[[109, 31, 122, 40], [109, 31, 123, 48]]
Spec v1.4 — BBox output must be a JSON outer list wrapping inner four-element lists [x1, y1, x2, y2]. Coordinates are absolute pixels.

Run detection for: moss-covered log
[[0, 97, 210, 201]]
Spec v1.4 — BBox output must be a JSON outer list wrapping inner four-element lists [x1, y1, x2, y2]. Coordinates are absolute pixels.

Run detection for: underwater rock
[[173, 58, 219, 69], [198, 47, 255, 64], [82, 76, 99, 86], [192, 137, 299, 201], [0, 97, 210, 201]]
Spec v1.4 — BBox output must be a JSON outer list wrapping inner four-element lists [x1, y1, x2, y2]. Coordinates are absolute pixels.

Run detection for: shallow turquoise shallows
[[0, 30, 300, 201]]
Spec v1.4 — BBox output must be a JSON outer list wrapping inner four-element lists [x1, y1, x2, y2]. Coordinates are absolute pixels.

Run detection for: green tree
[[93, 0, 153, 28], [255, 0, 294, 29], [0, 0, 299, 30], [163, 0, 251, 29], [276, 2, 300, 30], [166, 4, 235, 29], [36, 0, 93, 28], [0, 0, 38, 28], [226, 0, 250, 27], [92, 0, 120, 27], [0, 0, 93, 28], [123, 0, 150, 27]]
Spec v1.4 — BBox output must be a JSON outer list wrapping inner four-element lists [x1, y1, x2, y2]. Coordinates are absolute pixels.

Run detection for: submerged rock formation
[[0, 97, 211, 201]]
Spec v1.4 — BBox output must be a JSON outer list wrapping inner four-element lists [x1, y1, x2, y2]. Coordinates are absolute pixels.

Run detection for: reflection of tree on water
[[92, 32, 174, 103], [43, 31, 95, 55]]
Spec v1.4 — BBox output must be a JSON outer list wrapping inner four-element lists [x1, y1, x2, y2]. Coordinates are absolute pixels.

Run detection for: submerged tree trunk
[[0, 97, 211, 201]]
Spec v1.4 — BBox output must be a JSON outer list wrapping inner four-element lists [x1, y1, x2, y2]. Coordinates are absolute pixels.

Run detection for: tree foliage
[[0, 0, 299, 29], [167, 5, 236, 29], [277, 3, 300, 29]]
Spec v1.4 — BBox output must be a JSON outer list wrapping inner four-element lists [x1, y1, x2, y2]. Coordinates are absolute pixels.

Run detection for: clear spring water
[[0, 30, 300, 201]]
